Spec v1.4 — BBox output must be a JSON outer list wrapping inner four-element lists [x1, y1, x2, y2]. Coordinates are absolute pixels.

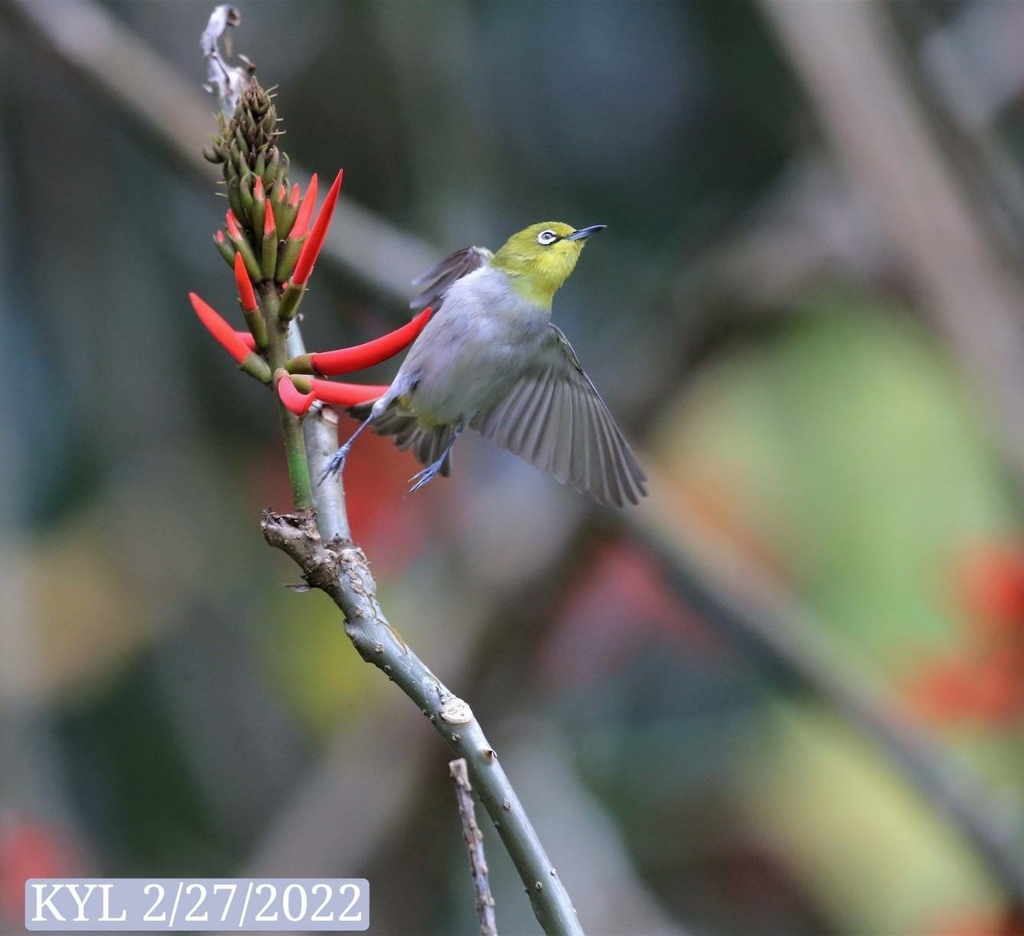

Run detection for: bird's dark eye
[[536, 229, 559, 246]]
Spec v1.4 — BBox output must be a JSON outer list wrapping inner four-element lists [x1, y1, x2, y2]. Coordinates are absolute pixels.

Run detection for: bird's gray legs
[[319, 417, 375, 484], [407, 425, 463, 495]]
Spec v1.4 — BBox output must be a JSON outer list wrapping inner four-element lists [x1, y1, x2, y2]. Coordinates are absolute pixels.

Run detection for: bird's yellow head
[[491, 222, 606, 308]]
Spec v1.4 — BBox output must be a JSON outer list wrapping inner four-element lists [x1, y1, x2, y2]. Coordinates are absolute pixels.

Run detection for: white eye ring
[[536, 229, 559, 246]]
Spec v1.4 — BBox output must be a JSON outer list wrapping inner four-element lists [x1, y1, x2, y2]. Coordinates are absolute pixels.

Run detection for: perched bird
[[321, 222, 647, 506]]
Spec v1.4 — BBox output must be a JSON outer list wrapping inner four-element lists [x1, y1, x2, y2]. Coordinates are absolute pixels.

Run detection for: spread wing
[[469, 326, 647, 507], [409, 246, 492, 312]]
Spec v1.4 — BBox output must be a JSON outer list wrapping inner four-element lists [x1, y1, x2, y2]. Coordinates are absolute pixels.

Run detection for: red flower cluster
[[188, 169, 432, 415]]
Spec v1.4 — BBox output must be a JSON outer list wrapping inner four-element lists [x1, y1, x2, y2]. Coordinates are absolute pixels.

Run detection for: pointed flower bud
[[251, 175, 266, 245], [189, 294, 271, 383], [275, 235, 306, 284], [189, 292, 270, 384], [262, 148, 280, 190], [190, 292, 250, 363], [310, 307, 433, 375], [264, 198, 276, 237], [238, 170, 255, 220], [226, 211, 261, 280], [277, 279, 306, 322], [234, 252, 267, 349], [291, 174, 318, 239], [214, 230, 236, 266], [261, 200, 279, 281], [292, 169, 343, 287], [227, 176, 246, 225], [275, 182, 300, 240], [234, 252, 258, 313]]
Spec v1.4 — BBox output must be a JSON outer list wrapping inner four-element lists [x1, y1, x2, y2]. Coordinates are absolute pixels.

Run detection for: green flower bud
[[242, 307, 268, 351], [278, 280, 305, 322], [251, 178, 266, 250], [229, 231, 262, 281], [262, 149, 280, 191], [239, 351, 272, 384], [214, 231, 236, 266], [239, 170, 255, 223], [227, 177, 246, 228], [275, 234, 304, 284], [277, 151, 291, 186]]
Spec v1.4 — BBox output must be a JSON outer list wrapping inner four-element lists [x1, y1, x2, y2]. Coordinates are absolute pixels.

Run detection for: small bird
[[321, 222, 647, 506]]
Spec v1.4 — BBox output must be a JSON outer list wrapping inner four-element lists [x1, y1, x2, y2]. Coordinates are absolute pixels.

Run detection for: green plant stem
[[259, 281, 313, 510]]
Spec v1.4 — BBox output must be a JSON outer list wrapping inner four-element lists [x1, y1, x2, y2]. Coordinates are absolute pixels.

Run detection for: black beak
[[566, 224, 607, 241]]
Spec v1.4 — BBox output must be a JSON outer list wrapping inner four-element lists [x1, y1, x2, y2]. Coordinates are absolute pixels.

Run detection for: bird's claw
[[318, 444, 351, 485], [406, 461, 444, 496]]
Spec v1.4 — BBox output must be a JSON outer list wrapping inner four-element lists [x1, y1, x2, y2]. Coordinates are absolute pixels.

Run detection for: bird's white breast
[[400, 265, 551, 422]]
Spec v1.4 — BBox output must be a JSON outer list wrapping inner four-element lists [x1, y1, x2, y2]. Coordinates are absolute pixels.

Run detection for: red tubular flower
[[291, 174, 318, 239], [309, 379, 387, 406], [199, 166, 414, 403], [292, 169, 342, 286], [235, 331, 257, 352], [311, 306, 433, 375], [190, 292, 251, 364], [277, 373, 315, 415], [234, 253, 258, 313]]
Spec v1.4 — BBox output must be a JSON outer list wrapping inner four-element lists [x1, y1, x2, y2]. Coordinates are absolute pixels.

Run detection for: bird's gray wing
[[469, 326, 647, 507], [409, 246, 492, 312]]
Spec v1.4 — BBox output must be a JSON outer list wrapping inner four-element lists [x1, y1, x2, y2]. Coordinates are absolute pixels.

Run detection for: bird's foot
[[406, 459, 445, 496], [318, 442, 353, 485]]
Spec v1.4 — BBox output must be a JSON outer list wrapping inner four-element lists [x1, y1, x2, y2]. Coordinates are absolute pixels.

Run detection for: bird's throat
[[503, 268, 557, 309]]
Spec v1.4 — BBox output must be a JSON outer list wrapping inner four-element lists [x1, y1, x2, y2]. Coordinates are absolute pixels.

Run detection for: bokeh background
[[4, 2, 1024, 934]]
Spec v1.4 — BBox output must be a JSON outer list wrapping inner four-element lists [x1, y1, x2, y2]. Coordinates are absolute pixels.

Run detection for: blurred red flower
[[908, 540, 1024, 725]]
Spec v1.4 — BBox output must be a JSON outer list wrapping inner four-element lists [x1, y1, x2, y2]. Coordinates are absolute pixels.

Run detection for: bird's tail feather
[[348, 403, 455, 476]]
